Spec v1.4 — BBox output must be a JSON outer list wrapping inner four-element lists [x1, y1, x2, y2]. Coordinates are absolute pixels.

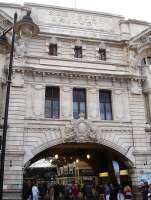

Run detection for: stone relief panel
[[25, 84, 45, 118], [113, 89, 130, 121], [87, 88, 100, 120], [38, 8, 116, 33], [63, 114, 98, 143], [12, 72, 24, 87], [130, 81, 142, 95], [60, 86, 72, 119]]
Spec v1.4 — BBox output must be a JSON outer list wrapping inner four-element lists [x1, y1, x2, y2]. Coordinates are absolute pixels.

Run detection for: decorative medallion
[[64, 113, 98, 143]]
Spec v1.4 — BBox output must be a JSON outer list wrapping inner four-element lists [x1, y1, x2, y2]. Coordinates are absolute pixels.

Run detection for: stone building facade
[[0, 2, 151, 199]]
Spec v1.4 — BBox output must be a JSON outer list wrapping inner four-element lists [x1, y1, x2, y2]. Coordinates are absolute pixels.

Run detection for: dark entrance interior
[[23, 143, 132, 199]]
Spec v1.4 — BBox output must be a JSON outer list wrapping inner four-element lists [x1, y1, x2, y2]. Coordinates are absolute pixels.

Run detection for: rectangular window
[[144, 93, 151, 123], [147, 57, 151, 65], [73, 88, 86, 119], [0, 136, 1, 150], [45, 87, 60, 118], [98, 48, 106, 61], [49, 44, 57, 56], [99, 90, 112, 120], [74, 46, 82, 58]]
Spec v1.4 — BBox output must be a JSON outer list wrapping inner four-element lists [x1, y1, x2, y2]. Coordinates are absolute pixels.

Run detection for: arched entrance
[[23, 142, 133, 200]]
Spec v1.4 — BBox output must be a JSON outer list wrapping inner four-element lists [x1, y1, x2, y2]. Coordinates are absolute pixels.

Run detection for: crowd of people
[[141, 182, 151, 200], [23, 180, 133, 200]]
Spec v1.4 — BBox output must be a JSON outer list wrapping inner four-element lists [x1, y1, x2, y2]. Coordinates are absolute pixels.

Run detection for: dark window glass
[[49, 44, 57, 56], [141, 58, 146, 65], [147, 57, 151, 65], [99, 90, 112, 120], [0, 136, 1, 150], [73, 88, 86, 119], [98, 48, 106, 61], [45, 87, 59, 118], [74, 46, 82, 58]]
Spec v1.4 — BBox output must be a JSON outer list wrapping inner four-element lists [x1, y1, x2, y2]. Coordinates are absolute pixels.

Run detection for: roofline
[[24, 2, 124, 19]]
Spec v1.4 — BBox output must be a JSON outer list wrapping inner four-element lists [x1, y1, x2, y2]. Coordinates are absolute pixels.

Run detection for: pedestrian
[[117, 188, 125, 200], [142, 182, 148, 200], [123, 185, 132, 200], [148, 184, 151, 200], [32, 180, 39, 200]]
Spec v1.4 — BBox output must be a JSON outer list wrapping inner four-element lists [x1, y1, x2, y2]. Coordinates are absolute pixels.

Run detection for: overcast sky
[[1, 0, 151, 23]]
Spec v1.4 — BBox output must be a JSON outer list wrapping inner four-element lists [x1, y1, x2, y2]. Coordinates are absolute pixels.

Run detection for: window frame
[[49, 43, 57, 56], [74, 46, 83, 58], [98, 48, 106, 61], [45, 86, 60, 119], [99, 89, 113, 120], [73, 88, 87, 119]]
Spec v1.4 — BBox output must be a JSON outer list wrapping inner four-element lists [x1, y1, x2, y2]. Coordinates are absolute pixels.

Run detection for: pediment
[[0, 9, 12, 34], [129, 26, 151, 52]]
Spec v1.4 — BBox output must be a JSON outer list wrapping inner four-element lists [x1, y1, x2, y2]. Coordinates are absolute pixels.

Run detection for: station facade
[[0, 2, 151, 199]]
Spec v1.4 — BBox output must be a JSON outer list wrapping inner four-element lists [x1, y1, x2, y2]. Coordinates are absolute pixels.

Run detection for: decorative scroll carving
[[64, 114, 98, 142]]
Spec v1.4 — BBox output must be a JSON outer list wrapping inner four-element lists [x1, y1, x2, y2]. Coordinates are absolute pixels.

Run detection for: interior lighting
[[87, 154, 91, 159], [99, 172, 109, 177], [76, 159, 79, 163], [55, 154, 59, 159], [120, 170, 128, 176]]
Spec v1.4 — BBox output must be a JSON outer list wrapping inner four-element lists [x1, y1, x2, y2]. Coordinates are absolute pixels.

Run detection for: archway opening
[[23, 142, 133, 199]]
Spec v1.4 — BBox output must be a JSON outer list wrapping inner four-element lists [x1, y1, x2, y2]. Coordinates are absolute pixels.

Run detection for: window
[[147, 57, 151, 65], [98, 48, 106, 61], [0, 136, 1, 150], [49, 43, 57, 56], [45, 87, 60, 118], [144, 93, 151, 123], [74, 46, 82, 58], [73, 88, 86, 119], [141, 58, 146, 65], [99, 90, 112, 120]]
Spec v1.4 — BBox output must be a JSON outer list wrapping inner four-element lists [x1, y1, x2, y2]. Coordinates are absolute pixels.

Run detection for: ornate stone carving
[[64, 113, 98, 142]]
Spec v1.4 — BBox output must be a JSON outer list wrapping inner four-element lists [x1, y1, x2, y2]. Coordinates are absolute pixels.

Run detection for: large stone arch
[[24, 118, 135, 167]]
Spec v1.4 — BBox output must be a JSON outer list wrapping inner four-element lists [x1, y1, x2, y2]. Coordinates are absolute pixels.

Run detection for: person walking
[[32, 180, 39, 200], [148, 184, 151, 200], [123, 185, 132, 200], [117, 188, 125, 200]]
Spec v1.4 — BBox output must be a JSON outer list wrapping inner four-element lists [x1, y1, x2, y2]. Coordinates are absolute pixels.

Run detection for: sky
[[0, 0, 151, 23]]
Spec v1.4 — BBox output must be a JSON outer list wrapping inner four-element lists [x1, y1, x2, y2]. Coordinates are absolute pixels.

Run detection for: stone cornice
[[133, 151, 151, 156], [11, 66, 145, 82]]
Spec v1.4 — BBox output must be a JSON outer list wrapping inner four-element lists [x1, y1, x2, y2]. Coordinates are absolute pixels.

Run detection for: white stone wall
[[0, 2, 151, 199]]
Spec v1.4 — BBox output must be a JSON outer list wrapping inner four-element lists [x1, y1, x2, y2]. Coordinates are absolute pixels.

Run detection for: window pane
[[45, 87, 59, 118], [147, 57, 151, 65], [73, 88, 86, 119], [100, 103, 105, 120], [105, 103, 112, 120], [100, 90, 111, 103], [99, 90, 112, 120], [74, 46, 82, 58], [73, 102, 79, 119], [80, 102, 86, 115], [52, 100, 59, 118], [98, 48, 106, 61], [49, 44, 57, 56], [45, 99, 52, 118]]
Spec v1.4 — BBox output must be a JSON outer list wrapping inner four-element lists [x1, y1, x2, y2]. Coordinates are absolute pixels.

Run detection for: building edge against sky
[[0, 2, 151, 199]]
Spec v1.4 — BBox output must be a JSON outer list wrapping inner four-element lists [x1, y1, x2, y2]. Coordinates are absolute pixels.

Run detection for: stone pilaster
[[60, 86, 72, 119], [87, 88, 100, 120]]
